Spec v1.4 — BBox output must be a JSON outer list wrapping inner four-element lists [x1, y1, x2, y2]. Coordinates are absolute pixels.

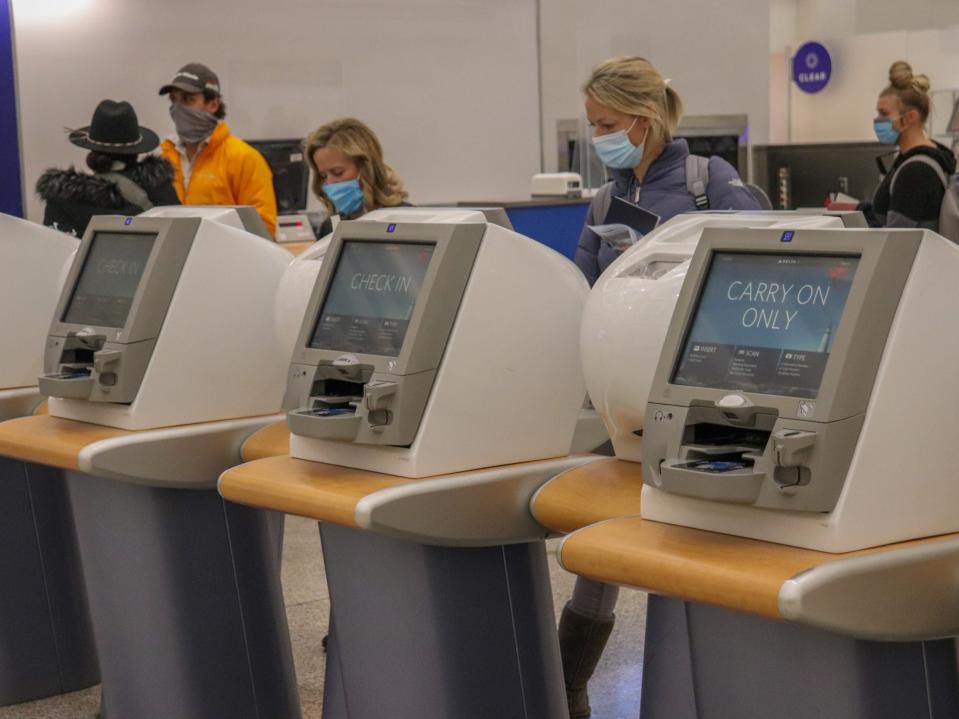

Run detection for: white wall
[[538, 0, 772, 173], [12, 0, 541, 221], [772, 0, 959, 143]]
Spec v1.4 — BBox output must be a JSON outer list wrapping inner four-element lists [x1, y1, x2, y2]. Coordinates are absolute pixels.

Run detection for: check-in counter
[[0, 214, 309, 719], [0, 214, 100, 706], [220, 208, 596, 719], [555, 224, 959, 718]]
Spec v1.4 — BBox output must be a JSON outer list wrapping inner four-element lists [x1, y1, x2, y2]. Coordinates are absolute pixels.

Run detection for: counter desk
[[543, 459, 959, 719], [220, 449, 600, 719], [0, 413, 300, 719]]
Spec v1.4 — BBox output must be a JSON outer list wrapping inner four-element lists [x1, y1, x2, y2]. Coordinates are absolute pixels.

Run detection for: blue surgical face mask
[[324, 178, 364, 216], [591, 118, 649, 169], [873, 118, 901, 145]]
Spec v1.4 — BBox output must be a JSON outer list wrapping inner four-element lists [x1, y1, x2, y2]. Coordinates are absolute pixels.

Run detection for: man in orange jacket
[[159, 63, 277, 236]]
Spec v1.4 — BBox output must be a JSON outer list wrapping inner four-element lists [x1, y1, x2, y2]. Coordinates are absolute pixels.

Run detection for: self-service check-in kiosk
[[0, 215, 303, 719], [642, 226, 959, 551], [0, 214, 100, 706], [219, 209, 598, 719], [581, 210, 865, 463], [285, 211, 589, 475], [559, 225, 959, 719]]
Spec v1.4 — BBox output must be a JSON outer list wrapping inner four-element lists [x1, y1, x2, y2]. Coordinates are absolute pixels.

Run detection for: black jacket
[[36, 156, 180, 236], [872, 142, 956, 229]]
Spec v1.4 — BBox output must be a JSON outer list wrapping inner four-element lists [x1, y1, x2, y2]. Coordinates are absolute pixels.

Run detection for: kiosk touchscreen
[[38, 215, 292, 429], [285, 209, 589, 477], [640, 226, 959, 552], [581, 210, 865, 462]]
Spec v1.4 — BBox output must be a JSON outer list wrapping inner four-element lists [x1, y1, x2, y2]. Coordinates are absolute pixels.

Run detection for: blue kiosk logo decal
[[793, 42, 832, 94]]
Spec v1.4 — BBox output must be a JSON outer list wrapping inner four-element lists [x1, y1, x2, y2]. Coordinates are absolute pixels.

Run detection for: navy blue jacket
[[575, 139, 760, 285]]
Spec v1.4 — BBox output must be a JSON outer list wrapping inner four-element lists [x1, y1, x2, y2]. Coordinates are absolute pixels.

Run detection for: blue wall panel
[[0, 1, 22, 217]]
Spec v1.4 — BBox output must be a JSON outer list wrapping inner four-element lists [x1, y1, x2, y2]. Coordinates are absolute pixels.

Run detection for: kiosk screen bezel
[[48, 216, 199, 344], [291, 221, 485, 377], [646, 227, 922, 423]]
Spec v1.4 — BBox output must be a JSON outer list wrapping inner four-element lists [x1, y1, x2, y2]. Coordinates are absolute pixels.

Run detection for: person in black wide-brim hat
[[36, 99, 180, 236]]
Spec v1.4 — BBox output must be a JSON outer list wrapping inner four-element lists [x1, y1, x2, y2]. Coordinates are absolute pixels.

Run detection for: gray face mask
[[169, 103, 219, 144]]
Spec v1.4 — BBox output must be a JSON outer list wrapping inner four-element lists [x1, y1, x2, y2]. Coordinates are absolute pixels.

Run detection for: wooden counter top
[[282, 241, 316, 256], [532, 458, 643, 534], [560, 515, 959, 621], [0, 414, 131, 470], [240, 420, 290, 462], [219, 455, 411, 526]]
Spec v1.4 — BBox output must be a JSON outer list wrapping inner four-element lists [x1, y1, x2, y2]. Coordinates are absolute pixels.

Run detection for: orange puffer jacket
[[161, 122, 277, 235]]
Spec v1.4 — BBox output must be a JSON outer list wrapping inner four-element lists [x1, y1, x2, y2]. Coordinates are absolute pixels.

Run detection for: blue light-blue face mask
[[873, 118, 901, 145], [324, 178, 364, 216], [592, 118, 648, 169]]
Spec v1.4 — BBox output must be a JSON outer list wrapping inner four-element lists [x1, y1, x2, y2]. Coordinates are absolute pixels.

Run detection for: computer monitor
[[250, 139, 310, 214]]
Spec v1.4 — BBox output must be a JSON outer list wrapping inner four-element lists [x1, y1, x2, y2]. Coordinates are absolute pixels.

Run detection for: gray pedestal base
[[66, 471, 301, 719], [641, 594, 959, 719], [0, 459, 99, 705], [319, 522, 568, 719]]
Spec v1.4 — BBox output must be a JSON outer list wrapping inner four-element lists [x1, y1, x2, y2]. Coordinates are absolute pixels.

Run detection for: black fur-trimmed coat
[[36, 155, 180, 236]]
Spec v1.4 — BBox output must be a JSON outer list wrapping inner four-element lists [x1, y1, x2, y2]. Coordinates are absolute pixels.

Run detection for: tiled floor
[[0, 517, 646, 719]]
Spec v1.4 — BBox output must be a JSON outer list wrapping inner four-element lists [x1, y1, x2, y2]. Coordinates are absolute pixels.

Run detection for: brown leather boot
[[559, 601, 615, 719]]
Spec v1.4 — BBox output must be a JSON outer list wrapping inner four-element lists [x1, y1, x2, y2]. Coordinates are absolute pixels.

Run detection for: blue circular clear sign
[[792, 42, 832, 94]]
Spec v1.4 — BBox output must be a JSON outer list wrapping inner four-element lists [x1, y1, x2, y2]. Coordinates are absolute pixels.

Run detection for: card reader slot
[[685, 422, 772, 453]]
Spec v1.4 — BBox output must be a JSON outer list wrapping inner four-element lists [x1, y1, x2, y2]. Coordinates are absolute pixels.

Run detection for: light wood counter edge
[[240, 420, 290, 462], [219, 455, 411, 527], [0, 414, 133, 471], [282, 241, 316, 257], [530, 457, 642, 534], [558, 515, 959, 621]]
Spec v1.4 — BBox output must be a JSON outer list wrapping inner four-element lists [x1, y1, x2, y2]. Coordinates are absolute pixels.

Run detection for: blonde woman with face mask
[[575, 56, 759, 286], [304, 118, 409, 236], [869, 61, 954, 229], [562, 55, 760, 719]]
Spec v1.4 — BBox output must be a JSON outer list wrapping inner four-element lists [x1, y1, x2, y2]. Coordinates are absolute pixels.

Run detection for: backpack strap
[[890, 155, 949, 195], [685, 154, 710, 209], [99, 172, 154, 211], [593, 180, 615, 223]]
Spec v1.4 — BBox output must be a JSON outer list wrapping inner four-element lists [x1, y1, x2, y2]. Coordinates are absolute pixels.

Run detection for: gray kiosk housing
[[643, 227, 921, 513], [39, 216, 197, 404], [285, 222, 483, 446]]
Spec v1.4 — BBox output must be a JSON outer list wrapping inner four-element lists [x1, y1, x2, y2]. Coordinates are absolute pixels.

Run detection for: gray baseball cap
[[159, 63, 221, 96]]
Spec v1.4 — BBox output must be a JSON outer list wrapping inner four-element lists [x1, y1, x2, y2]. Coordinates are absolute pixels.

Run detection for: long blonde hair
[[881, 60, 932, 122], [303, 118, 408, 215], [583, 56, 683, 145]]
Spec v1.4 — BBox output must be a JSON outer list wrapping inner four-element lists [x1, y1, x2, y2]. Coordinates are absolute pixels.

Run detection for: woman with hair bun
[[871, 60, 955, 229], [575, 56, 759, 286]]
